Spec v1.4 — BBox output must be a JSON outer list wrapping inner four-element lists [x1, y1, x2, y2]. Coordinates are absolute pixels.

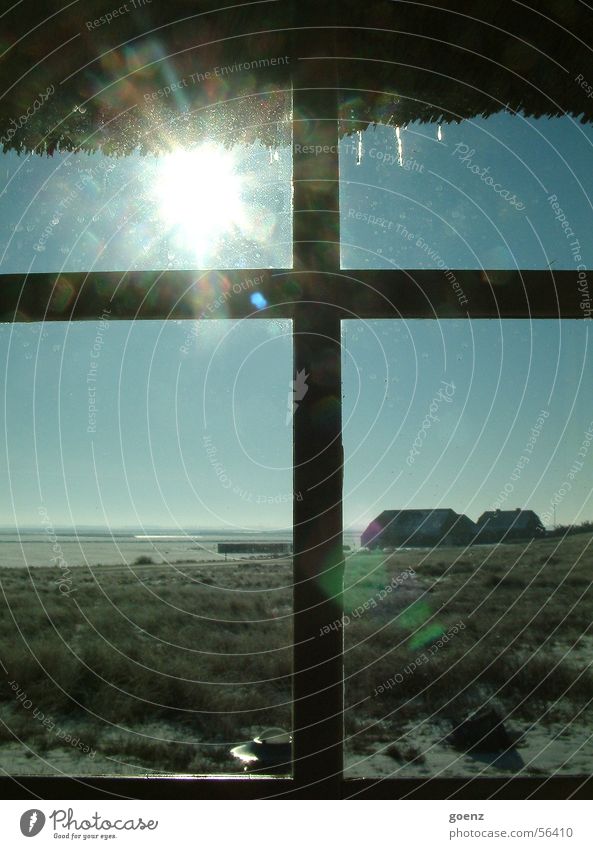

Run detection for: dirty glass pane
[[0, 95, 292, 273], [0, 318, 292, 776], [342, 318, 593, 778], [340, 113, 593, 283]]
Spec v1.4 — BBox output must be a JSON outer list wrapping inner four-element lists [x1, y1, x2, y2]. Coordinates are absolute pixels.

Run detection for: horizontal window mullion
[[321, 269, 589, 319], [343, 777, 593, 800], [3, 774, 590, 799], [0, 270, 295, 323], [2, 270, 586, 323], [0, 777, 299, 800]]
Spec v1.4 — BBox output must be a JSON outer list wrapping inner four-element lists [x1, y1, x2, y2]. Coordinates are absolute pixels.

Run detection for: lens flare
[[153, 143, 245, 263]]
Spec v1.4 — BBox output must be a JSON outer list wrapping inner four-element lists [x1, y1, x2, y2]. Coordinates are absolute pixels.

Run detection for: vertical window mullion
[[292, 47, 344, 793]]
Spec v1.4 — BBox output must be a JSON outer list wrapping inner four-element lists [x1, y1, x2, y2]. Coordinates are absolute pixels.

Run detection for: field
[[0, 532, 592, 777], [0, 558, 293, 775], [344, 532, 593, 777]]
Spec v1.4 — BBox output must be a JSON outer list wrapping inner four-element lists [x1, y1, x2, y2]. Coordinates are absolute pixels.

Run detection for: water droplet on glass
[[395, 125, 403, 166], [356, 130, 363, 165]]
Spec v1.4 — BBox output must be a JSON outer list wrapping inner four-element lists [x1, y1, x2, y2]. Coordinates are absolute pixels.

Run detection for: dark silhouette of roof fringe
[[1, 1, 593, 156]]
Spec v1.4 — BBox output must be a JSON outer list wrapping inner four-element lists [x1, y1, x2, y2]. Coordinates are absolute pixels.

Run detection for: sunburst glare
[[153, 143, 246, 263]]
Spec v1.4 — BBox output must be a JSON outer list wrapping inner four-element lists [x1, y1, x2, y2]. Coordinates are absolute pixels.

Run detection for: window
[[0, 94, 292, 272], [342, 319, 593, 778], [0, 319, 293, 776], [340, 114, 593, 270], [1, 0, 592, 800]]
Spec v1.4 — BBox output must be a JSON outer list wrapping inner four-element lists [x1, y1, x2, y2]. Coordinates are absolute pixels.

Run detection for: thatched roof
[[1, 1, 593, 156], [361, 508, 476, 547]]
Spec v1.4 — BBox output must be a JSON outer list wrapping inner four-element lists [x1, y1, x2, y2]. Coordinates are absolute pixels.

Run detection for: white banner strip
[[1, 799, 591, 848]]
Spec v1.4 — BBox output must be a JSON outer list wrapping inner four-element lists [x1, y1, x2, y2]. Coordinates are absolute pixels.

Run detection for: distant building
[[361, 509, 476, 549], [217, 541, 292, 555], [475, 509, 545, 543]]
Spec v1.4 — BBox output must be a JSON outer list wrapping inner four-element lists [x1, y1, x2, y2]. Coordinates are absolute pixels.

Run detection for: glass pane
[[340, 113, 593, 272], [342, 318, 593, 778], [0, 318, 293, 775], [0, 95, 292, 272]]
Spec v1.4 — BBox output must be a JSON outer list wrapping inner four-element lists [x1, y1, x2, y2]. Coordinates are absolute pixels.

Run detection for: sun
[[154, 143, 245, 263]]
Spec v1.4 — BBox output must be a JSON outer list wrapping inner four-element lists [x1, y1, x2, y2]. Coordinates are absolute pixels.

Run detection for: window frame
[[0, 57, 591, 803]]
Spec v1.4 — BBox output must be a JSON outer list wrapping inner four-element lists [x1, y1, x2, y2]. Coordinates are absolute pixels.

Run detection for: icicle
[[356, 130, 363, 165], [269, 147, 274, 165], [273, 149, 279, 162], [437, 124, 443, 142], [395, 125, 403, 167]]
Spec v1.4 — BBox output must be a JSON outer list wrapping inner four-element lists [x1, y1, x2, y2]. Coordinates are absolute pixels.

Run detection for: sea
[[0, 528, 363, 569]]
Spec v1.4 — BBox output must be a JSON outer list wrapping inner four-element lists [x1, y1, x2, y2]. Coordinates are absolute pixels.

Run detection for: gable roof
[[362, 508, 476, 545], [477, 509, 544, 531], [376, 508, 458, 533]]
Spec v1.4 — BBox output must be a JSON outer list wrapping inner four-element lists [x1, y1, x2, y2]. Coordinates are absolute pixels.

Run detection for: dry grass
[[343, 533, 593, 755], [0, 561, 292, 773], [1, 533, 592, 773]]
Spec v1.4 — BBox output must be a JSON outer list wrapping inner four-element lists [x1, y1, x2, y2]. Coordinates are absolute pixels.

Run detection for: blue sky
[[0, 113, 592, 531], [337, 113, 593, 529], [0, 319, 293, 530], [0, 142, 291, 272], [342, 318, 592, 530], [341, 113, 593, 270], [0, 317, 590, 531]]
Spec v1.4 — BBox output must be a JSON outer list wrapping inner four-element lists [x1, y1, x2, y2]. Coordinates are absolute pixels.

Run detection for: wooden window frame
[[0, 50, 591, 801]]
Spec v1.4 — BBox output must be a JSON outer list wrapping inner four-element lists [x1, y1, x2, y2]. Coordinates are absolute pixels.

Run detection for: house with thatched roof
[[475, 509, 545, 543], [361, 508, 476, 549]]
